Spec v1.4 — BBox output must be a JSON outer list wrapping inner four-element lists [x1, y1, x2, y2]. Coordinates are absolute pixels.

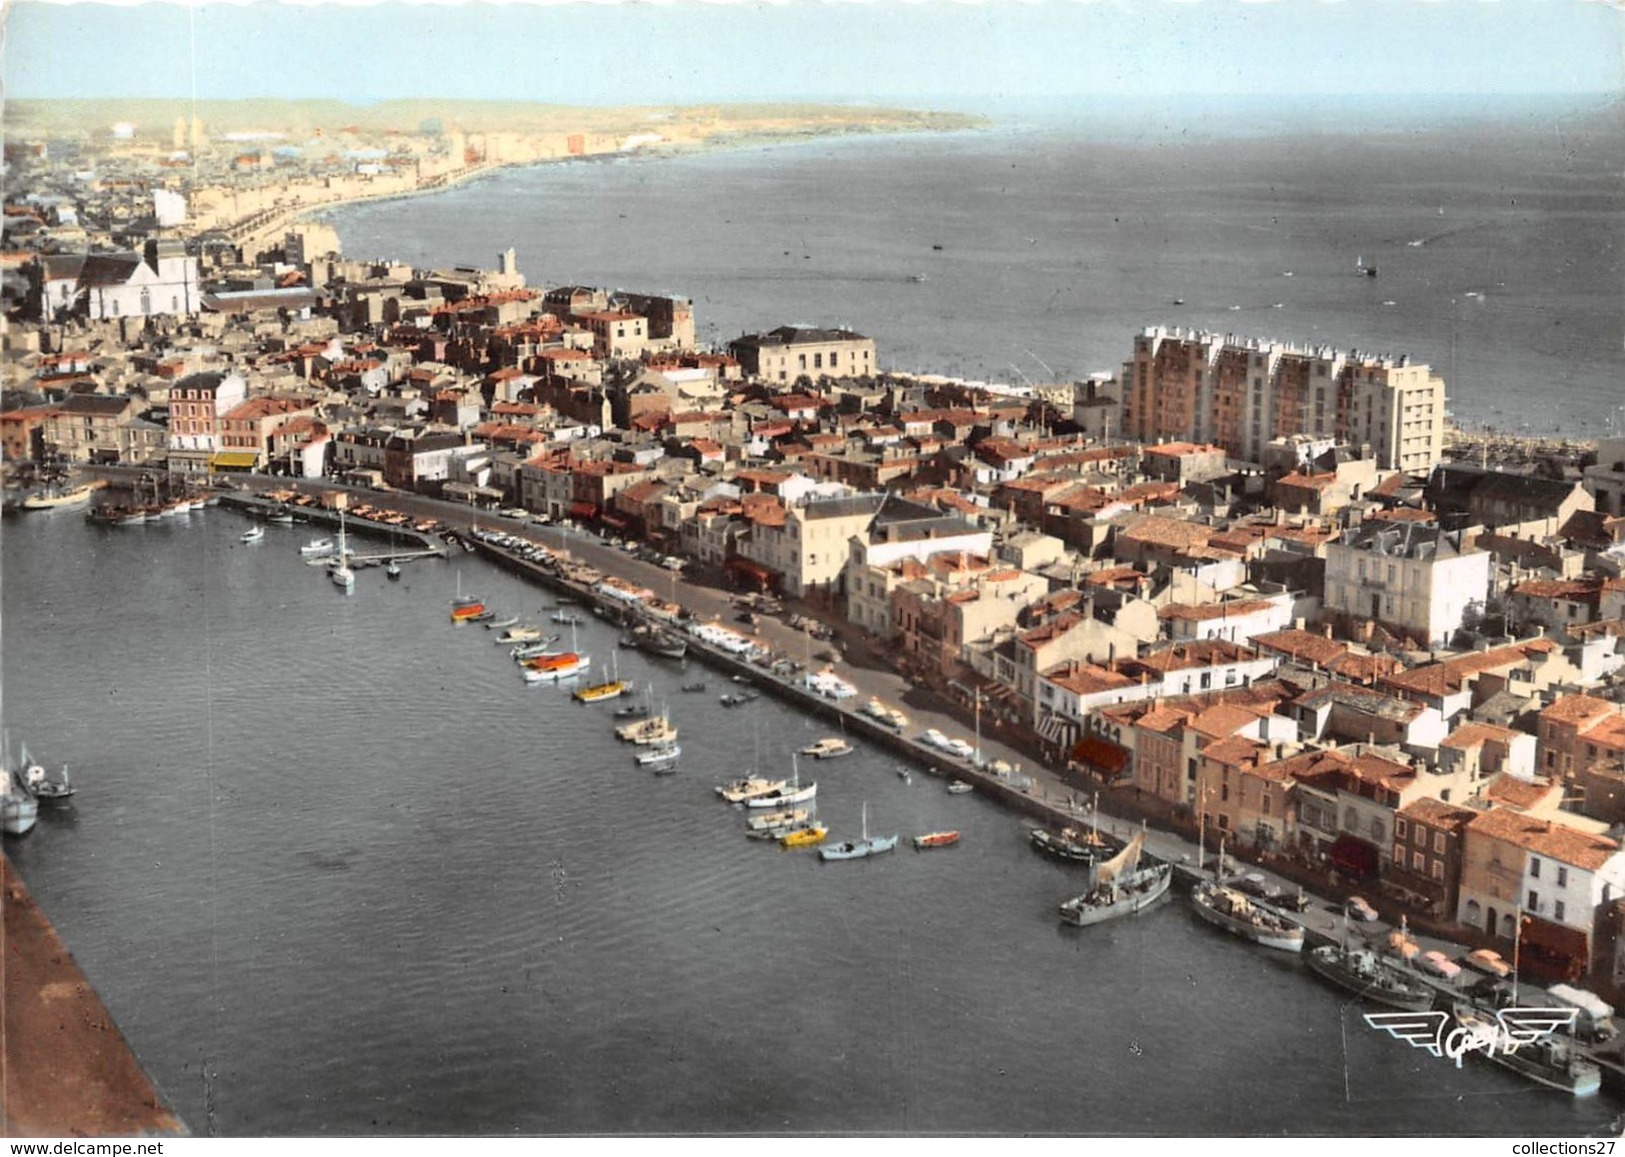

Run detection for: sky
[[3, 0, 1622, 105]]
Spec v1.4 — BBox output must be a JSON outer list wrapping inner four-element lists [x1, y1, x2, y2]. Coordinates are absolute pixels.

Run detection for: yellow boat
[[778, 823, 828, 849], [573, 679, 628, 703]]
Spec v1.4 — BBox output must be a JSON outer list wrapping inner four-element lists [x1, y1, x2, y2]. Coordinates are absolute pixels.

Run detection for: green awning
[[211, 451, 260, 469]]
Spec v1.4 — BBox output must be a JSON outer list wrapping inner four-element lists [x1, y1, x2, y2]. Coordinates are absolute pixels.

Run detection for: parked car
[[1461, 948, 1513, 978], [1346, 896, 1378, 922], [1419, 950, 1463, 979]]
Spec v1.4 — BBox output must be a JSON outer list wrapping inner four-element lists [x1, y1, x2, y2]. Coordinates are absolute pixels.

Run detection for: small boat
[[1058, 832, 1172, 927], [1, 770, 38, 836], [616, 709, 677, 746], [330, 511, 355, 592], [1451, 1002, 1601, 1097], [645, 633, 688, 660], [499, 625, 545, 644], [743, 757, 816, 809], [715, 777, 789, 804], [466, 608, 495, 623], [719, 692, 760, 708], [551, 611, 583, 625], [636, 745, 681, 767], [575, 679, 629, 703], [21, 482, 96, 510], [1190, 879, 1305, 953], [451, 600, 487, 623], [680, 682, 708, 693], [520, 653, 589, 682], [241, 526, 265, 544], [1029, 825, 1115, 864], [512, 637, 563, 660], [819, 801, 896, 861], [778, 823, 829, 849], [487, 616, 520, 631], [300, 537, 333, 556], [1304, 943, 1437, 1012], [800, 737, 853, 760], [268, 509, 295, 525], [896, 767, 911, 783], [946, 781, 974, 795], [747, 808, 811, 832], [913, 831, 960, 850], [386, 560, 402, 581]]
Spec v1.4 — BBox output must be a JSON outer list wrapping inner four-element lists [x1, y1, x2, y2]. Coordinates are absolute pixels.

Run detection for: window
[[1557, 866, 1568, 888], [1434, 832, 1445, 853], [1528, 890, 1540, 911], [830, 352, 838, 367], [1261, 795, 1271, 816], [1344, 807, 1359, 830], [1555, 900, 1566, 923], [1220, 785, 1229, 802], [1396, 818, 1408, 841], [1431, 861, 1444, 881], [1413, 851, 1425, 872], [1530, 857, 1541, 879], [814, 353, 823, 370], [1466, 899, 1481, 923]]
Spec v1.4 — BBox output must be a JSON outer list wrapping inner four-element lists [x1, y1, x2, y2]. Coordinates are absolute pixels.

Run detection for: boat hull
[[1190, 881, 1305, 953], [1059, 863, 1173, 927], [1304, 946, 1437, 1012], [2, 794, 39, 836], [743, 783, 817, 808], [819, 834, 898, 861]]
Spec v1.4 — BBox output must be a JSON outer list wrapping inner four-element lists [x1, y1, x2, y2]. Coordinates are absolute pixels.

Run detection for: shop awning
[[1328, 834, 1379, 878], [726, 557, 777, 588], [1519, 915, 1590, 983], [600, 513, 629, 530], [1071, 735, 1132, 779], [569, 501, 599, 520], [211, 451, 260, 469]]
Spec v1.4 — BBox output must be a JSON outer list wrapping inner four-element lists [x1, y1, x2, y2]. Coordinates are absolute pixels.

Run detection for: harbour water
[[2, 508, 1617, 1135], [323, 94, 1625, 439]]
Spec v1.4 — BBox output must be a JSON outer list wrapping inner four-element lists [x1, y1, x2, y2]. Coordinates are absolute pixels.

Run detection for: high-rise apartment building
[[1121, 326, 1446, 472]]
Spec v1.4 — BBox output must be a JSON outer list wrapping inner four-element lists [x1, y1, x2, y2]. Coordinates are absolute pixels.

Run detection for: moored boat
[[520, 653, 588, 682], [913, 830, 960, 850], [576, 679, 630, 703], [636, 745, 681, 767], [715, 777, 789, 804], [1058, 832, 1172, 927], [21, 482, 97, 510], [818, 801, 896, 860], [800, 737, 853, 760], [1190, 879, 1305, 953], [300, 537, 334, 556], [1030, 825, 1116, 864], [616, 710, 677, 746], [241, 526, 265, 543], [1451, 1002, 1601, 1097], [499, 625, 545, 644], [946, 781, 974, 795], [778, 823, 828, 849], [747, 807, 811, 832], [1304, 943, 1437, 1012]]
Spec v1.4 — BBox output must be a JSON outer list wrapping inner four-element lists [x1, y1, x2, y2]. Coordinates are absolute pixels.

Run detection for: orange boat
[[525, 651, 578, 671], [450, 601, 487, 623], [912, 831, 961, 850]]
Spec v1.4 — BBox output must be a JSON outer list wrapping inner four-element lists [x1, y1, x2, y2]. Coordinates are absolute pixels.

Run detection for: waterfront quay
[[0, 857, 185, 1137]]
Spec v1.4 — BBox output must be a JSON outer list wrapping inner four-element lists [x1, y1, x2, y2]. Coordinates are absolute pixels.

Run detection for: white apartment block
[[1323, 521, 1492, 646]]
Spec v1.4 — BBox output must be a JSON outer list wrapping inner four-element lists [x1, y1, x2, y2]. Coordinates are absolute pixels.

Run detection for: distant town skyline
[[6, 0, 1622, 105]]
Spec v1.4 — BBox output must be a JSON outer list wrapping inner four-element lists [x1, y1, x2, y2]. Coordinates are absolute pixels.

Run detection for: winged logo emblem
[[1365, 1007, 1577, 1067]]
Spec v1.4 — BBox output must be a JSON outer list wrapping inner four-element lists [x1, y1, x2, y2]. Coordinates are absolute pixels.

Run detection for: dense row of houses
[[7, 230, 1625, 992]]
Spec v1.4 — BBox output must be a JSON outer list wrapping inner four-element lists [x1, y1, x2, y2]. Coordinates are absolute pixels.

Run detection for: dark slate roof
[[802, 493, 885, 521], [1426, 462, 1583, 514], [77, 253, 143, 287], [201, 289, 319, 314], [174, 372, 228, 394], [56, 394, 131, 416], [733, 326, 868, 349]]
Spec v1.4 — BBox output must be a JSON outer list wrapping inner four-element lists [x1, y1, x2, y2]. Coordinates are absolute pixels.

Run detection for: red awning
[[569, 501, 598, 520], [1328, 834, 1379, 877], [1070, 735, 1132, 778], [726, 557, 777, 589], [1519, 915, 1589, 983], [600, 513, 629, 530]]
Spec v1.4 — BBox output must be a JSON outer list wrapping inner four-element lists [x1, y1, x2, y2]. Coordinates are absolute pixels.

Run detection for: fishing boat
[[521, 652, 588, 682], [21, 482, 96, 510], [913, 830, 960, 850], [645, 632, 688, 660], [1, 769, 38, 836], [1029, 824, 1115, 864], [636, 745, 680, 767], [1304, 943, 1437, 1012], [241, 525, 265, 544], [1058, 830, 1172, 927], [747, 807, 811, 832], [1451, 1002, 1601, 1097], [1190, 878, 1305, 953], [715, 777, 790, 804], [819, 801, 896, 860], [330, 511, 355, 592], [300, 537, 334, 556], [947, 781, 974, 795], [800, 737, 853, 760], [778, 823, 829, 849]]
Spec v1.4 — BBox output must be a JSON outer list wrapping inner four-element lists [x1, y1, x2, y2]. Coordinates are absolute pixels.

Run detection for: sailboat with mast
[[818, 799, 896, 860], [574, 649, 629, 703], [1058, 825, 1172, 926], [329, 509, 355, 592], [1189, 839, 1304, 953]]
